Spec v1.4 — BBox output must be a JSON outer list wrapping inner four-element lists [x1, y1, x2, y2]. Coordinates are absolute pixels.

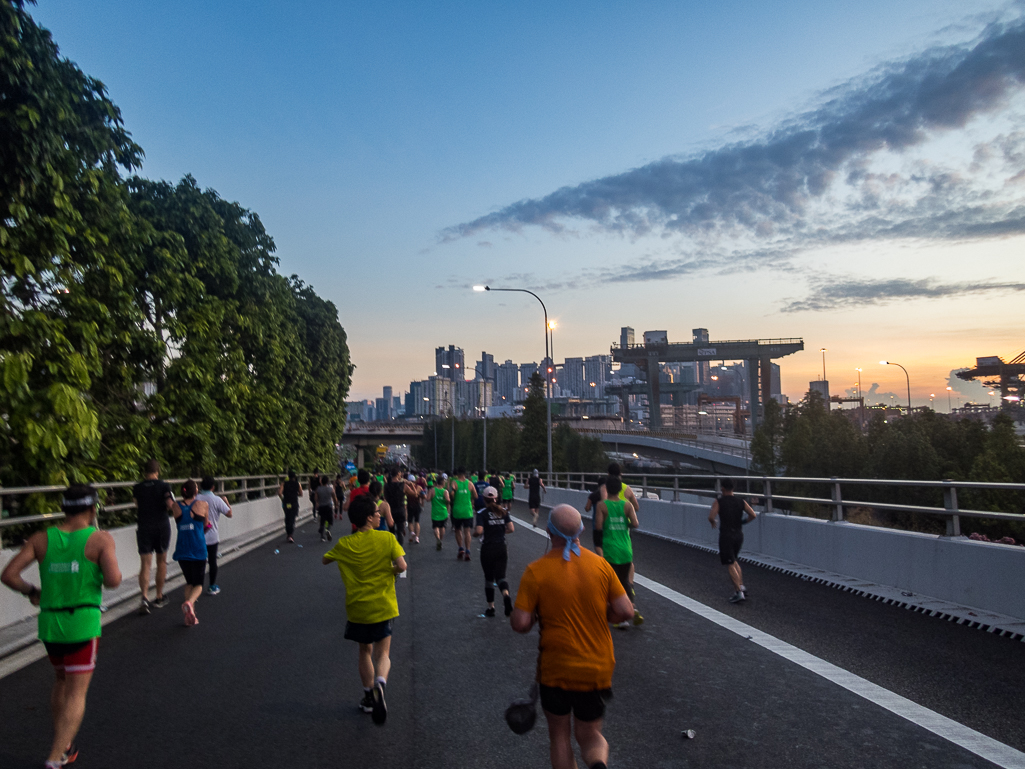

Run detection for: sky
[[30, 0, 1025, 407]]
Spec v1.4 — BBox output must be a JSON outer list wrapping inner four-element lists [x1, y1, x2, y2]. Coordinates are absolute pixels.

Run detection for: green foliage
[[553, 423, 608, 473], [518, 372, 548, 470], [750, 398, 784, 475], [0, 4, 351, 493]]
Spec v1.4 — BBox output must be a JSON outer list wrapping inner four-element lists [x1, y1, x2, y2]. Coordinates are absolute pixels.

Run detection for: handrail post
[[642, 474, 648, 500], [831, 478, 843, 522], [764, 479, 773, 514], [240, 477, 247, 503], [714, 477, 721, 496], [673, 475, 679, 503], [943, 482, 960, 537]]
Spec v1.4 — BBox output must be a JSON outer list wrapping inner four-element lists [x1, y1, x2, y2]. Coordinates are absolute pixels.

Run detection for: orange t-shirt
[[514, 548, 627, 691]]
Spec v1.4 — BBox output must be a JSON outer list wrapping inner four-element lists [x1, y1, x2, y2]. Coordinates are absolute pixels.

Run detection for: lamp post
[[474, 363, 488, 473], [880, 360, 912, 413], [946, 386, 952, 413], [423, 396, 436, 467], [855, 367, 864, 429], [819, 348, 827, 381], [548, 319, 557, 398], [474, 285, 553, 483]]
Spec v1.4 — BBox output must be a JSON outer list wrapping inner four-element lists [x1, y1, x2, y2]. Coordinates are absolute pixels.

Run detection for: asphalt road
[[1, 500, 1021, 769]]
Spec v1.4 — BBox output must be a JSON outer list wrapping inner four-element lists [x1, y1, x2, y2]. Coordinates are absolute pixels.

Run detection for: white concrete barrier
[[1, 495, 309, 636], [517, 486, 1025, 623]]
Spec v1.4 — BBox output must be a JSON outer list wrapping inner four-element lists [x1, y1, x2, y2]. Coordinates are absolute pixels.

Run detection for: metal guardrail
[[513, 471, 1025, 537], [576, 429, 753, 459], [0, 474, 315, 547]]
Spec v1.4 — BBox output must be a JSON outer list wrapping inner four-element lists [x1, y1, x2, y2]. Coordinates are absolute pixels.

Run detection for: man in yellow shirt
[[322, 494, 407, 725]]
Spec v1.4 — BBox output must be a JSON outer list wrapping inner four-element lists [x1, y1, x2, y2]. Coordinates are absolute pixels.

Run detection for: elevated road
[[578, 428, 752, 472], [2, 501, 1023, 768]]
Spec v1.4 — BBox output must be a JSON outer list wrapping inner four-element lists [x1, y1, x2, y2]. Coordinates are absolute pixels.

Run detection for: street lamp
[[819, 348, 827, 381], [946, 386, 952, 412], [880, 360, 912, 413], [474, 363, 489, 472], [474, 285, 553, 483], [855, 367, 864, 429]]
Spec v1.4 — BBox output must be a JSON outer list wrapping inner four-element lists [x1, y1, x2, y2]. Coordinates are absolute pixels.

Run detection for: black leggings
[[480, 544, 509, 603], [611, 562, 635, 602], [318, 506, 333, 535], [207, 543, 218, 586], [392, 512, 407, 546], [283, 504, 297, 537]]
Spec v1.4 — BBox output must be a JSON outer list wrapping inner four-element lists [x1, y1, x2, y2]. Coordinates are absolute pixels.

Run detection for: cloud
[[779, 275, 1025, 312], [444, 14, 1025, 267]]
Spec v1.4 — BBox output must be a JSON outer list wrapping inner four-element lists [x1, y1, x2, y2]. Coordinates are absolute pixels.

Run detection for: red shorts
[[44, 638, 98, 675]]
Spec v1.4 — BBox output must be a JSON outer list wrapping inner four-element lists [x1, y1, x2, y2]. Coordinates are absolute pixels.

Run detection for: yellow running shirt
[[324, 530, 405, 624]]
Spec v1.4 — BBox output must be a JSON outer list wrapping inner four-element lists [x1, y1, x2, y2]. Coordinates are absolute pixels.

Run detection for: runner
[[511, 504, 634, 769], [474, 486, 514, 617], [344, 469, 372, 513], [429, 475, 451, 550], [708, 477, 758, 603], [473, 470, 490, 516], [449, 468, 477, 561], [383, 468, 411, 546], [132, 459, 175, 615], [198, 476, 232, 596], [369, 481, 395, 532], [322, 494, 407, 725], [172, 480, 210, 627], [406, 474, 424, 545], [501, 471, 515, 513], [277, 470, 303, 543], [584, 475, 608, 557], [315, 474, 338, 542], [333, 474, 347, 520], [1, 485, 122, 769], [528, 469, 545, 526], [308, 468, 321, 515], [594, 477, 643, 628], [599, 462, 640, 511]]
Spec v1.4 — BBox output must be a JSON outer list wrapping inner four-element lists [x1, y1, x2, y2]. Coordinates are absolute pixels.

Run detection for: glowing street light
[[819, 348, 827, 381], [946, 386, 952, 412], [880, 360, 912, 413]]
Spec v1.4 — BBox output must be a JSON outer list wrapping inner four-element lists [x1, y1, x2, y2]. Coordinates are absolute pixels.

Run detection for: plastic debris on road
[[682, 730, 697, 739], [273, 549, 280, 554]]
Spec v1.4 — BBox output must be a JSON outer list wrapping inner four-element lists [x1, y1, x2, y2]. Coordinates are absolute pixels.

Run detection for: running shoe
[[457, 548, 464, 560], [436, 541, 442, 551], [728, 591, 746, 604], [413, 536, 420, 544], [371, 682, 387, 725], [62, 742, 78, 764], [463, 550, 471, 561], [207, 585, 221, 595], [182, 601, 198, 626], [138, 597, 151, 616], [152, 595, 169, 609], [632, 610, 644, 626], [359, 691, 374, 713], [483, 607, 496, 618], [44, 761, 64, 769], [503, 594, 513, 617], [616, 620, 631, 630], [287, 537, 294, 543]]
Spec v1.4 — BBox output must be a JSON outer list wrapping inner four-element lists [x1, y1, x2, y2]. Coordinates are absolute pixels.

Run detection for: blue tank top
[[173, 501, 208, 561]]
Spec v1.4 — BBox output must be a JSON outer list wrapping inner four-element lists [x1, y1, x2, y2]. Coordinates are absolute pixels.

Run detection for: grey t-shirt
[[199, 490, 231, 545], [315, 484, 335, 508]]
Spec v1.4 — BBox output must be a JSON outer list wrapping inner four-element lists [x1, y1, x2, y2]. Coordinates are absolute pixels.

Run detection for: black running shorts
[[431, 518, 448, 529], [408, 504, 422, 523], [719, 532, 743, 565], [137, 524, 171, 555], [178, 559, 206, 586], [451, 516, 474, 530], [539, 685, 612, 722], [344, 619, 392, 644]]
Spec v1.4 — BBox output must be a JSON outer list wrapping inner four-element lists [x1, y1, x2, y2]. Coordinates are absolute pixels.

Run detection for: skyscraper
[[620, 327, 635, 348], [584, 354, 611, 398], [435, 345, 465, 381], [496, 360, 518, 403], [562, 357, 585, 398], [476, 352, 496, 381]]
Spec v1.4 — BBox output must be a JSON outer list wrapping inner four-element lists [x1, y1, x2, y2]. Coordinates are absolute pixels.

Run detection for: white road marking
[[513, 513, 1025, 769]]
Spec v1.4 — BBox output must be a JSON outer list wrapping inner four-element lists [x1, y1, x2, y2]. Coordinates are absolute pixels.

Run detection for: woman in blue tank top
[[172, 480, 209, 626]]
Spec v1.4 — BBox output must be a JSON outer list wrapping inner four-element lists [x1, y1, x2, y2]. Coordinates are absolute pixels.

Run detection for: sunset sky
[[32, 1, 1025, 407]]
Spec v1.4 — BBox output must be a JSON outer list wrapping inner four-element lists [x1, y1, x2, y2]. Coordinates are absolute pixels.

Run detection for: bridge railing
[[516, 471, 1025, 537], [0, 474, 316, 547], [575, 428, 753, 459]]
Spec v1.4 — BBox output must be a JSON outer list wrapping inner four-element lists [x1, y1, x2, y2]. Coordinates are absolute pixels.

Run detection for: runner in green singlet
[[501, 472, 515, 513], [429, 476, 451, 550], [1, 485, 122, 769], [594, 476, 643, 629], [449, 467, 477, 561]]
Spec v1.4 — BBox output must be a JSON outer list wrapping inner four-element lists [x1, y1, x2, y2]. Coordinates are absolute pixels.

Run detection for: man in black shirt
[[708, 477, 758, 603], [132, 459, 175, 614], [278, 470, 303, 543], [474, 486, 514, 617]]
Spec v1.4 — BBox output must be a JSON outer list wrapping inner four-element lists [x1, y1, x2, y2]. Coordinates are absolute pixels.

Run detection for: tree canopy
[[0, 2, 351, 490]]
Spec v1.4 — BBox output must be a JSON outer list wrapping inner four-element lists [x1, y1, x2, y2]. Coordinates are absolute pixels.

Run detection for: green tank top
[[452, 479, 473, 518], [502, 476, 514, 499], [431, 489, 449, 521], [601, 499, 633, 565], [38, 527, 104, 643]]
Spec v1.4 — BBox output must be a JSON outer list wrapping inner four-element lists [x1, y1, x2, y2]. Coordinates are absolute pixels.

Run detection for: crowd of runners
[[1, 458, 757, 769]]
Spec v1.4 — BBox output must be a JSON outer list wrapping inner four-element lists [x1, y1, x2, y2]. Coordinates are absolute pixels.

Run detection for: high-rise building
[[382, 386, 393, 420], [693, 328, 710, 386], [562, 357, 585, 398], [584, 355, 611, 398], [496, 360, 518, 403], [435, 345, 465, 381], [620, 327, 634, 348], [519, 362, 539, 387], [476, 352, 496, 381]]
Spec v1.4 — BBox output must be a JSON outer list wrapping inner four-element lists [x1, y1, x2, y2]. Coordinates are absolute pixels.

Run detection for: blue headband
[[547, 519, 584, 560]]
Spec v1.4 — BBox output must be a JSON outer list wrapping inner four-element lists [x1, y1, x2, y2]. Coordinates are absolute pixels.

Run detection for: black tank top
[[718, 495, 745, 536], [384, 481, 407, 514]]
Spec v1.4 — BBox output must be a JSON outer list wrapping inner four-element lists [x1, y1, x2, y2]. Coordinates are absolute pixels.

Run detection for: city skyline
[[30, 1, 1025, 407]]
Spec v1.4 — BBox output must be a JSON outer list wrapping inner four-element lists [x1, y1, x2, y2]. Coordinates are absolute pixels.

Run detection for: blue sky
[[31, 0, 1025, 404]]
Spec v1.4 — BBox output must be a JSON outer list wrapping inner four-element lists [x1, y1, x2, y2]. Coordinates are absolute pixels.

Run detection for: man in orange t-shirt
[[511, 505, 634, 769]]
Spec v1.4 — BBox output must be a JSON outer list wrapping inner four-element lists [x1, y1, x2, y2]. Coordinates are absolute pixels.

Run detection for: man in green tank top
[[594, 477, 643, 629], [2, 484, 122, 769], [501, 472, 515, 512], [428, 476, 451, 550], [448, 467, 478, 561]]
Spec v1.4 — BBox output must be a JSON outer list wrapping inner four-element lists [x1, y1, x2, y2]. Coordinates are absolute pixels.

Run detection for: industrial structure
[[611, 329, 804, 430], [956, 350, 1025, 414]]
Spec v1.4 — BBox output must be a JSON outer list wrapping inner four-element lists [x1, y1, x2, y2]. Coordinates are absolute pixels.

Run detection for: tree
[[751, 398, 784, 475], [518, 372, 548, 471]]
